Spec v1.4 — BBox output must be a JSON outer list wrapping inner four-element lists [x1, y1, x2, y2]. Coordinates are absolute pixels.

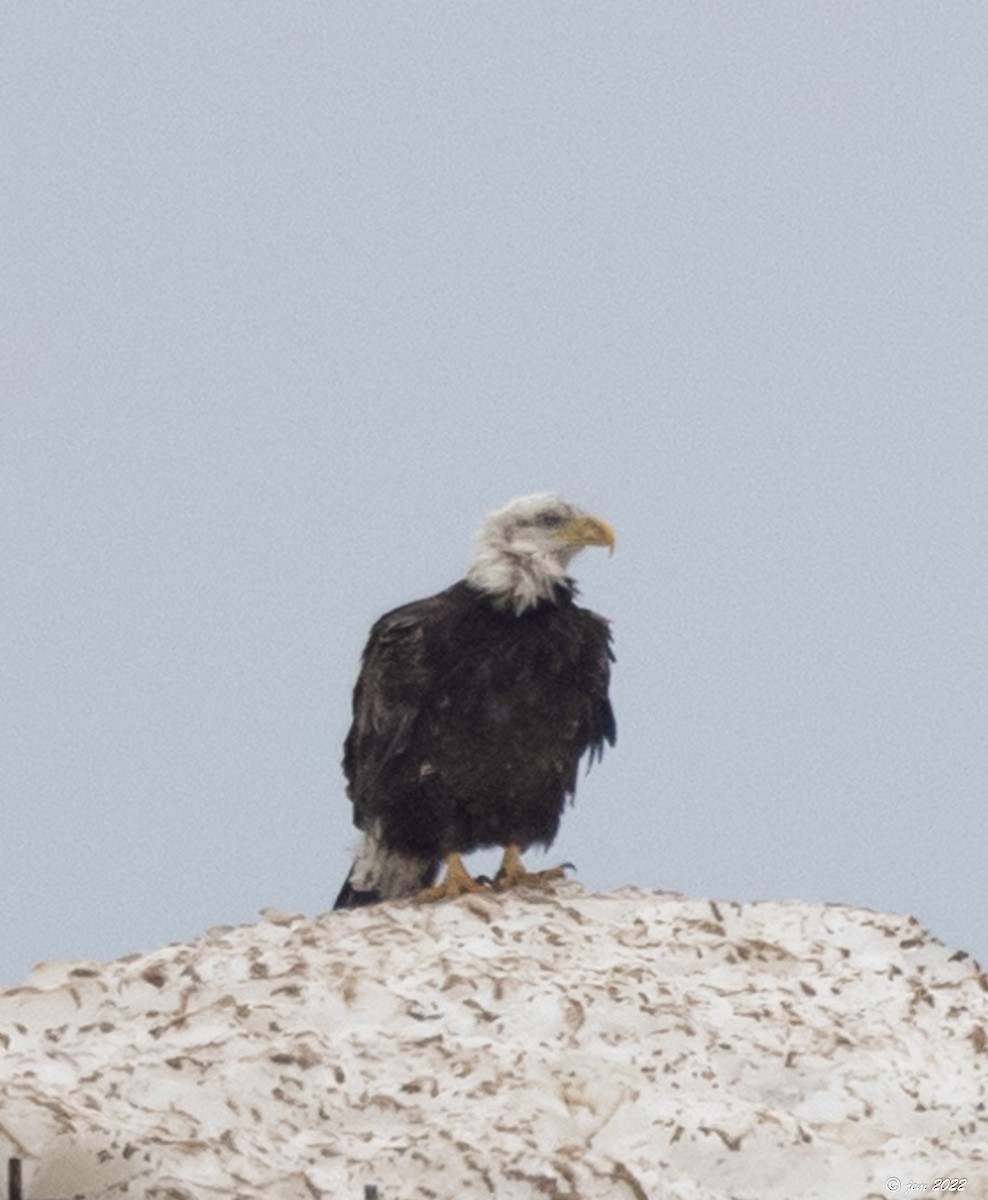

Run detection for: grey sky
[[3, 3, 986, 985]]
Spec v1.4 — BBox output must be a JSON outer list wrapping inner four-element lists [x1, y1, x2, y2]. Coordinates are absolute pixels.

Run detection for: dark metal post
[[364, 1187, 379, 1200], [8, 1158, 23, 1200]]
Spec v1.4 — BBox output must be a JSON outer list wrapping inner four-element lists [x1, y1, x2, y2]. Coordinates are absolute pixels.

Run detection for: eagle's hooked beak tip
[[591, 516, 616, 556]]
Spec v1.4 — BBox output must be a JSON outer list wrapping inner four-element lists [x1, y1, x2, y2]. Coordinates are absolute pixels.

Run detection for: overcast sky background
[[3, 3, 986, 985]]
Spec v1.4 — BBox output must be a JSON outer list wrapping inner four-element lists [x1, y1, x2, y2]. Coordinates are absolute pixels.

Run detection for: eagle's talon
[[414, 852, 490, 903], [493, 845, 575, 892]]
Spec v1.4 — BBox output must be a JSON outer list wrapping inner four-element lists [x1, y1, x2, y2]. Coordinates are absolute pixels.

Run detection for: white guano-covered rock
[[0, 886, 986, 1199]]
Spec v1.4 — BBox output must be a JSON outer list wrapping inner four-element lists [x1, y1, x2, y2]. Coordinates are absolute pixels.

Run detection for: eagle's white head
[[465, 493, 615, 615]]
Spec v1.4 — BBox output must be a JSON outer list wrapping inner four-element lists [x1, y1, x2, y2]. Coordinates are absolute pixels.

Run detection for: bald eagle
[[334, 493, 615, 908]]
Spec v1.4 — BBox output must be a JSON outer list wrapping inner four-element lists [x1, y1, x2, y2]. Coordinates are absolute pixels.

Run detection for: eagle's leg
[[494, 844, 573, 891], [414, 852, 489, 903]]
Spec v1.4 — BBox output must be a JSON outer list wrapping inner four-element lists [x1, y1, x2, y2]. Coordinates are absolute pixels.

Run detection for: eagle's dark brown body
[[335, 579, 614, 907]]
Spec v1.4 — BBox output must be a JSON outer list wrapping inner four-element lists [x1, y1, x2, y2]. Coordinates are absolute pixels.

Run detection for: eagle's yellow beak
[[558, 514, 616, 554]]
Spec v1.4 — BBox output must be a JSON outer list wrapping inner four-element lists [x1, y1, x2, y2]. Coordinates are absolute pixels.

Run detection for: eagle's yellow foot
[[415, 852, 489, 903], [494, 844, 574, 892]]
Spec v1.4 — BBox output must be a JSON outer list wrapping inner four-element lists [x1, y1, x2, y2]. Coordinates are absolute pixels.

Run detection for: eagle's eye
[[537, 512, 565, 528]]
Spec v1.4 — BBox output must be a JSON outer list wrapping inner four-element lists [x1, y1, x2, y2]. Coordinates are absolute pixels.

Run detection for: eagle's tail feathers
[[333, 833, 439, 910]]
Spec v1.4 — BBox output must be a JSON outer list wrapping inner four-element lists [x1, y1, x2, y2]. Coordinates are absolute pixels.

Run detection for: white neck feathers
[[466, 539, 572, 615]]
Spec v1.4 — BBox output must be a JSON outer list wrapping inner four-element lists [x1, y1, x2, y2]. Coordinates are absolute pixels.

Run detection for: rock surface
[[1, 886, 986, 1199]]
